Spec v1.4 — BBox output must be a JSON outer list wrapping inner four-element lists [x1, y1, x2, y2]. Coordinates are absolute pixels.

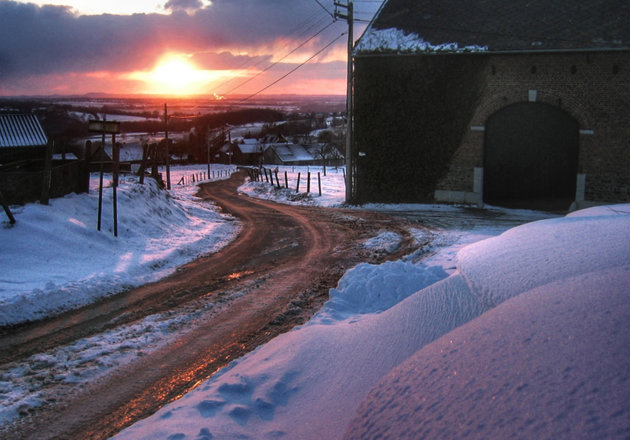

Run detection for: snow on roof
[[0, 114, 48, 148], [271, 144, 314, 163], [360, 0, 630, 54], [355, 28, 487, 54], [237, 143, 261, 155]]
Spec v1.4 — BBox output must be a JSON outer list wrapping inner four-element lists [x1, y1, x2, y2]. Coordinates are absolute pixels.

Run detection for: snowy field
[[0, 164, 239, 327], [1, 164, 629, 438]]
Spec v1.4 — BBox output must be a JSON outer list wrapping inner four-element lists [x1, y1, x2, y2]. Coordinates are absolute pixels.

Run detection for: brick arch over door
[[483, 102, 580, 210]]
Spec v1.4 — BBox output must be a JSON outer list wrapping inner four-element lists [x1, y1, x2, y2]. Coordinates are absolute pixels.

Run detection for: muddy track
[[1, 171, 426, 440]]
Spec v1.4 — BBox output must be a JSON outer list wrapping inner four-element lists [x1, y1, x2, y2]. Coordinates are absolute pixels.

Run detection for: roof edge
[[354, 47, 630, 58]]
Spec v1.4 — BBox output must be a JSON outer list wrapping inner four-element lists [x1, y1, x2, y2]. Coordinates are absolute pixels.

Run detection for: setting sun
[[127, 54, 235, 95]]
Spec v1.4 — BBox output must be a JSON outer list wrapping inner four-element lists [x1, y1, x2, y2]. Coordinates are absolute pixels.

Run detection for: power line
[[238, 31, 347, 103], [223, 20, 337, 96], [312, 0, 335, 18], [213, 12, 333, 94]]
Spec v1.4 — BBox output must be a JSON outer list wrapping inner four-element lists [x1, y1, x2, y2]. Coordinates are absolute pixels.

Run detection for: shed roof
[[358, 0, 630, 54], [269, 144, 314, 163], [0, 114, 48, 148]]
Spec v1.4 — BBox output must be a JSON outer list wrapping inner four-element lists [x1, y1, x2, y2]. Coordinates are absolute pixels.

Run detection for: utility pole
[[164, 103, 171, 190], [335, 1, 354, 203]]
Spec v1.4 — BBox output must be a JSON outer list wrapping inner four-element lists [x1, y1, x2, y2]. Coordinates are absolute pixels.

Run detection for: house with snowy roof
[[231, 138, 263, 165], [352, 0, 630, 211], [263, 143, 316, 166]]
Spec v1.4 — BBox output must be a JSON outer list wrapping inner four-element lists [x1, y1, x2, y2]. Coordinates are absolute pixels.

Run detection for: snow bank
[[114, 267, 485, 440], [0, 169, 238, 326], [345, 205, 630, 439], [345, 265, 630, 439], [355, 28, 487, 54], [457, 207, 630, 307], [115, 204, 630, 440]]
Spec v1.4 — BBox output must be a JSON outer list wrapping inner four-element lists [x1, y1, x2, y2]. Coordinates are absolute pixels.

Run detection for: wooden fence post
[[296, 172, 301, 192], [138, 143, 148, 184], [40, 141, 53, 205], [318, 172, 322, 196], [284, 171, 288, 188], [112, 138, 119, 238], [307, 171, 311, 193], [0, 188, 16, 224]]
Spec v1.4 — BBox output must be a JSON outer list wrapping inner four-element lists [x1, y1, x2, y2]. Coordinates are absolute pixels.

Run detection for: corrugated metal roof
[[0, 114, 48, 148]]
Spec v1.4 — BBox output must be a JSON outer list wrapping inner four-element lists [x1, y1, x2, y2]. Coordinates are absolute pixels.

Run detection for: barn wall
[[353, 54, 488, 203], [354, 50, 630, 208], [436, 50, 630, 207]]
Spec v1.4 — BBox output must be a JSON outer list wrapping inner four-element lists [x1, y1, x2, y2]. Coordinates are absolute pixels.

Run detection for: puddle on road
[[226, 270, 254, 281]]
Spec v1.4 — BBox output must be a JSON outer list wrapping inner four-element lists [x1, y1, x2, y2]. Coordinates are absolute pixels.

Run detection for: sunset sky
[[0, 0, 382, 97]]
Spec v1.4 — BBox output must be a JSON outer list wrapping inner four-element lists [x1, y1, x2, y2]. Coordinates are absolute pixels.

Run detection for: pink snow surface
[[345, 207, 630, 439]]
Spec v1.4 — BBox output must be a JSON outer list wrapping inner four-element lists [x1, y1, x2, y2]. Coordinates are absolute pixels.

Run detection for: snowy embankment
[[113, 190, 630, 440], [0, 165, 238, 326]]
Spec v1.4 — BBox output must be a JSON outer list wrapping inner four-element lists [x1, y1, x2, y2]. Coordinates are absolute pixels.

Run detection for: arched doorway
[[483, 102, 579, 211]]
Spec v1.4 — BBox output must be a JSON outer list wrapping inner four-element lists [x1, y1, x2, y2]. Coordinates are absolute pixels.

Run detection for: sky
[[0, 0, 383, 97]]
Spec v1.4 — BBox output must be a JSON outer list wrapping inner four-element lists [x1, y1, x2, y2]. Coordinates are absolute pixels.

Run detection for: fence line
[[242, 166, 344, 197], [176, 168, 235, 187]]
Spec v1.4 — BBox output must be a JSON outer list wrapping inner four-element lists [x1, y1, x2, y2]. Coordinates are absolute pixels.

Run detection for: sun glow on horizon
[[126, 54, 238, 96]]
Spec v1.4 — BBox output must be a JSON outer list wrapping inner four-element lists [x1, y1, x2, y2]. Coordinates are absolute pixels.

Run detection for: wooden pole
[[138, 143, 148, 184], [0, 188, 16, 224], [307, 171, 311, 193], [97, 116, 106, 231], [296, 172, 301, 192], [40, 140, 53, 205], [112, 136, 119, 237], [337, 1, 354, 203], [318, 172, 322, 196], [164, 103, 171, 190], [284, 171, 289, 188]]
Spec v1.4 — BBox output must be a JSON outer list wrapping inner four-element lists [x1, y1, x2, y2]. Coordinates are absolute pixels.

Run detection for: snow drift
[[114, 204, 630, 439]]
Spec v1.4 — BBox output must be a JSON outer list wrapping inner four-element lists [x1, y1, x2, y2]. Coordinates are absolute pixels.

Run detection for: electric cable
[[238, 31, 347, 103], [221, 19, 339, 96]]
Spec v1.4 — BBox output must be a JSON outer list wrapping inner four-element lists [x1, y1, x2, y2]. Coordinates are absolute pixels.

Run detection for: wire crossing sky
[[0, 0, 384, 96]]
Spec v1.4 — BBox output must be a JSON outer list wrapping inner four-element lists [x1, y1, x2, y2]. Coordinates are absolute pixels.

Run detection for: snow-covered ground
[[0, 164, 239, 327], [1, 164, 628, 439]]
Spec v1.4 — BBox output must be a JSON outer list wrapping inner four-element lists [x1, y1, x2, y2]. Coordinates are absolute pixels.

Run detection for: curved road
[[1, 171, 423, 439]]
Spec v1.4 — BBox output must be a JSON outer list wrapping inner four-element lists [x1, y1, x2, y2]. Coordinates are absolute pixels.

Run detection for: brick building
[[353, 0, 630, 210]]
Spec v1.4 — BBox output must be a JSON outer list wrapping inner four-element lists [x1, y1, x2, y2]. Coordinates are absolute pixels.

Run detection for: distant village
[[0, 96, 346, 207]]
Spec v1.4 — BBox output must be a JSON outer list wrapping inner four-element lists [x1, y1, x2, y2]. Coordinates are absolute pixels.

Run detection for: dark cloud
[[0, 0, 376, 95], [163, 0, 203, 13], [190, 51, 273, 71], [0, 0, 343, 81]]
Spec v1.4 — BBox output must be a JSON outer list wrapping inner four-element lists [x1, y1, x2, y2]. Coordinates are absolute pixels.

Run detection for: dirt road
[[1, 171, 424, 439]]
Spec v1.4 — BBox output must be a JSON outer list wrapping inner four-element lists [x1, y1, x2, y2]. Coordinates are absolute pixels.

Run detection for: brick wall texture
[[354, 50, 629, 205]]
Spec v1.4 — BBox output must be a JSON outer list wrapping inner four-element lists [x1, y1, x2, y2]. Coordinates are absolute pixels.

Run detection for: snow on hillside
[[113, 192, 630, 440], [0, 165, 238, 326]]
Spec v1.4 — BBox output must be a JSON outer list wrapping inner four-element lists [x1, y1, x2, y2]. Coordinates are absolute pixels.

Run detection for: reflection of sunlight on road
[[115, 252, 133, 273], [227, 270, 254, 280]]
